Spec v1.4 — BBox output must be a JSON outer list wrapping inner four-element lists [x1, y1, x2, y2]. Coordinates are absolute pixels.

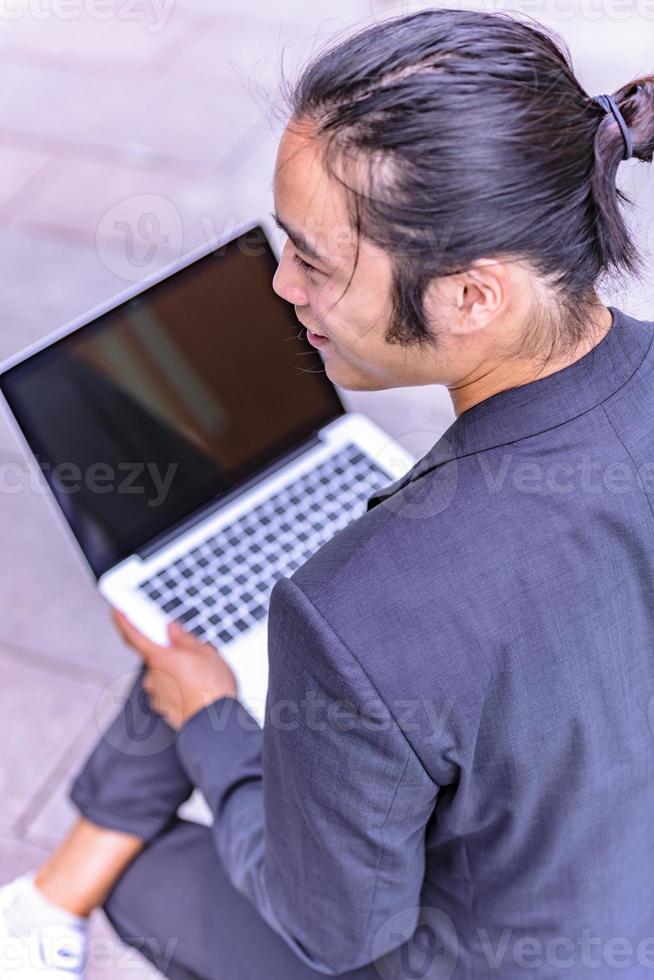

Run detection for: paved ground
[[0, 1, 651, 975]]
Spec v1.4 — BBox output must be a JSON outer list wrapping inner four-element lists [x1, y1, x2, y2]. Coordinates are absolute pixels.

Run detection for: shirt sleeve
[[174, 574, 439, 975]]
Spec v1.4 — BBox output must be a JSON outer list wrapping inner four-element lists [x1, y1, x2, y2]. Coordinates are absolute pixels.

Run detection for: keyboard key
[[137, 443, 393, 639], [179, 607, 201, 624]]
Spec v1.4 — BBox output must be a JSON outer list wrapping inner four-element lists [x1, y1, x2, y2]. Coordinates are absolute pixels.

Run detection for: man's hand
[[111, 608, 239, 731]]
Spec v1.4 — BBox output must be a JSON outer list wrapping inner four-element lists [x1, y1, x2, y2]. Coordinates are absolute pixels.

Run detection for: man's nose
[[272, 246, 309, 306]]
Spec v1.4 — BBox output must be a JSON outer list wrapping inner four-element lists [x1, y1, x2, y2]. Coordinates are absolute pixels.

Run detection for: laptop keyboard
[[138, 442, 392, 647]]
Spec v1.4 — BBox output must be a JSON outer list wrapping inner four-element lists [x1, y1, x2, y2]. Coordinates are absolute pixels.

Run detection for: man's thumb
[[167, 620, 200, 649]]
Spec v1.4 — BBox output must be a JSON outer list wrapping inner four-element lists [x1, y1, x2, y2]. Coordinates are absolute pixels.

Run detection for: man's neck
[[449, 305, 614, 419]]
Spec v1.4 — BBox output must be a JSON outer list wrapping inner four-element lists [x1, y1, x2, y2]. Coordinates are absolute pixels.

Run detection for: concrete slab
[[0, 62, 166, 157], [0, 7, 188, 69], [0, 643, 105, 840], [0, 143, 52, 216], [0, 228, 131, 363], [0, 832, 51, 880], [124, 74, 271, 169], [163, 12, 349, 89], [13, 156, 238, 250], [168, 0, 363, 21], [0, 66, 269, 171], [16, 667, 150, 850], [0, 460, 145, 671]]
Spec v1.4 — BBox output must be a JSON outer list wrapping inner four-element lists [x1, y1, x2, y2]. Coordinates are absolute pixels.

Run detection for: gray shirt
[[176, 304, 654, 979]]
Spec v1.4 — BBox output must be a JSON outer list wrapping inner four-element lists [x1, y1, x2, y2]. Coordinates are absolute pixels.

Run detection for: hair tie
[[593, 93, 634, 161]]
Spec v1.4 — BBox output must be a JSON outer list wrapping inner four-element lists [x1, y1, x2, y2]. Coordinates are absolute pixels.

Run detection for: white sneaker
[[0, 873, 87, 978]]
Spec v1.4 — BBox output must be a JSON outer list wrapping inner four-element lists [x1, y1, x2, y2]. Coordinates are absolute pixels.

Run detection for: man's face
[[271, 121, 439, 392], [271, 120, 601, 418]]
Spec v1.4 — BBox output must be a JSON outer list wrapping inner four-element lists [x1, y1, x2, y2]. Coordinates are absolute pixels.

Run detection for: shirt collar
[[367, 305, 654, 511]]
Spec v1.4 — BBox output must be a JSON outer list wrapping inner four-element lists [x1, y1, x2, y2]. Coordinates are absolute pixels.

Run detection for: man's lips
[[307, 329, 330, 348], [296, 311, 327, 339]]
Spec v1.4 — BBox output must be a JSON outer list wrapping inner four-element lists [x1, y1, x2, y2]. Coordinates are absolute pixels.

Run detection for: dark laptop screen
[[0, 225, 344, 579]]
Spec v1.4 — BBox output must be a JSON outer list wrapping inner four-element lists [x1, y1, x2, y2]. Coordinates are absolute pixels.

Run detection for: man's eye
[[292, 252, 318, 274]]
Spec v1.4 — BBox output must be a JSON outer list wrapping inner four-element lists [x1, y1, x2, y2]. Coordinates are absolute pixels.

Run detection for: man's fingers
[[167, 620, 201, 650], [111, 608, 168, 663], [167, 620, 219, 655], [110, 608, 217, 661]]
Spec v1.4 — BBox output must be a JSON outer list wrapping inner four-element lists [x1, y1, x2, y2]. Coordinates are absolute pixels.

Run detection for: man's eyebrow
[[270, 211, 328, 265]]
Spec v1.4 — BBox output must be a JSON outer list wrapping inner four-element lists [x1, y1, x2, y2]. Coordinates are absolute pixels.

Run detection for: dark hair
[[277, 8, 654, 360]]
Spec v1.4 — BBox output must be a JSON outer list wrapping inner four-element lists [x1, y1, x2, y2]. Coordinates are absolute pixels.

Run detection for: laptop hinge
[[137, 431, 323, 561]]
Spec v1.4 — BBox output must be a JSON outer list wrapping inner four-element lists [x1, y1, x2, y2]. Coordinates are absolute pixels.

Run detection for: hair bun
[[615, 76, 654, 163]]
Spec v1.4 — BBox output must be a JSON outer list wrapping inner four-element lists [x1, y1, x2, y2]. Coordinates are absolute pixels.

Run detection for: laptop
[[0, 218, 415, 725]]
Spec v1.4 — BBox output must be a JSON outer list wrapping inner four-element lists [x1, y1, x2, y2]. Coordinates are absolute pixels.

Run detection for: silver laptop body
[[0, 217, 414, 725]]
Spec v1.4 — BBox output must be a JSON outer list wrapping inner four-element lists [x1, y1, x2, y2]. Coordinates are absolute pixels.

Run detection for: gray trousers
[[69, 664, 380, 980]]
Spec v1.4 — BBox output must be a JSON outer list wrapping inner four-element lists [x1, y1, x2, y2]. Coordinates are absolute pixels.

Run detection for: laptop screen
[[0, 224, 344, 579]]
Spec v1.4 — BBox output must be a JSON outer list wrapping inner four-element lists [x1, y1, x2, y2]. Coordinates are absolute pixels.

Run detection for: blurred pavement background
[[0, 0, 652, 974]]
